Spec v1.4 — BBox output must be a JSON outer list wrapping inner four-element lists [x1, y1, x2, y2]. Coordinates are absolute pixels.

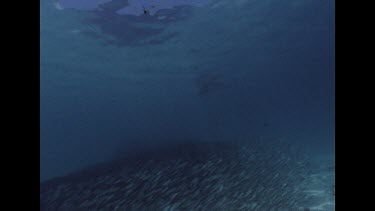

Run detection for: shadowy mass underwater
[[41, 139, 315, 210]]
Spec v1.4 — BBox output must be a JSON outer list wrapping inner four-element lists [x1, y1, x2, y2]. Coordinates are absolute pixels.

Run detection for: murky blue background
[[41, 0, 334, 181]]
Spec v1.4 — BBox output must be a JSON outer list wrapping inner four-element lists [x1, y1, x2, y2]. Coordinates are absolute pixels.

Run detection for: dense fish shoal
[[40, 139, 321, 210]]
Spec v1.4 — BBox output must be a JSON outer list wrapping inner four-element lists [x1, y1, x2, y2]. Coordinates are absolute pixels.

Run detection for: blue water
[[41, 0, 334, 182]]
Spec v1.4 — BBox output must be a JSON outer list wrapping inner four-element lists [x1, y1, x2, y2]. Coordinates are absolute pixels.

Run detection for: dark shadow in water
[[81, 4, 194, 47], [195, 72, 227, 96]]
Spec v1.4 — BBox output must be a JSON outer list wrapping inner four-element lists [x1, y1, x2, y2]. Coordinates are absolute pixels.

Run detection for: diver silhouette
[[142, 6, 149, 15]]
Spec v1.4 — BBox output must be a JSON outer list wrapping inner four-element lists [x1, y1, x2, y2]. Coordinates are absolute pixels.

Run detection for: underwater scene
[[40, 0, 335, 210]]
